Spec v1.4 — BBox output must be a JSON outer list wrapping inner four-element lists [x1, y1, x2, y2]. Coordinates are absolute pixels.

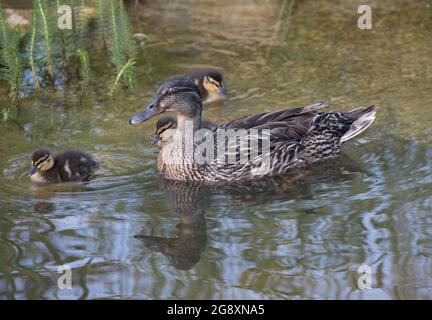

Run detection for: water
[[1, 0, 432, 299]]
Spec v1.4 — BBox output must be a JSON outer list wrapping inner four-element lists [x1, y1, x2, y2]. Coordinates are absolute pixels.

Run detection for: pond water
[[0, 0, 432, 299]]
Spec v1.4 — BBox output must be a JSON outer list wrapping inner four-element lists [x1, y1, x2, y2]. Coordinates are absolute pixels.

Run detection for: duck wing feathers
[[207, 102, 374, 178], [218, 101, 326, 130], [212, 101, 327, 147]]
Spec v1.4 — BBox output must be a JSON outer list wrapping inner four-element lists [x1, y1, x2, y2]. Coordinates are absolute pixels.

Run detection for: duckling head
[[151, 116, 177, 146], [29, 149, 54, 176], [130, 77, 202, 125], [191, 70, 226, 103]]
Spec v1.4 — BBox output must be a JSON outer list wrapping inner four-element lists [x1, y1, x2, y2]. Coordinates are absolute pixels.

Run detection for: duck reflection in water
[[135, 179, 209, 270], [135, 153, 368, 270]]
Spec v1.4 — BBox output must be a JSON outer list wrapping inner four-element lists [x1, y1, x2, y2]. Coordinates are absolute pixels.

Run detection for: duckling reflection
[[34, 201, 55, 214], [136, 154, 367, 270]]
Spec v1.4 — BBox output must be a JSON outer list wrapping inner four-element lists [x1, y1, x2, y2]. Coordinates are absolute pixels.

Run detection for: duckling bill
[[29, 149, 99, 183]]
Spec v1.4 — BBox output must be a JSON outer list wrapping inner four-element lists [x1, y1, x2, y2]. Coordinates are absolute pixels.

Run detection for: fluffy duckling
[[151, 116, 216, 147], [28, 149, 99, 183], [189, 70, 226, 103]]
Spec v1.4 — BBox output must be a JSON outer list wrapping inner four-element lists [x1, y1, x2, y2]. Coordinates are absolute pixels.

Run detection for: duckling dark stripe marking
[[207, 78, 219, 86], [157, 123, 173, 134], [35, 155, 49, 167]]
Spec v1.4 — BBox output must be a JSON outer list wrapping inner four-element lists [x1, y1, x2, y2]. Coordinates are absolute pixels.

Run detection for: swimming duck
[[130, 77, 376, 182], [151, 116, 216, 147], [28, 149, 99, 183], [189, 70, 226, 103]]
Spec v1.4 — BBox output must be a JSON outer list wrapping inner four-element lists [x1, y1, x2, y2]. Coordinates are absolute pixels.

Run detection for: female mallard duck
[[28, 149, 99, 183], [130, 77, 376, 182], [189, 70, 226, 103], [151, 116, 216, 147]]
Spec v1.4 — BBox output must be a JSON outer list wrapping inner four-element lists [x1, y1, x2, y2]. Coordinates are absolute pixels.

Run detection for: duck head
[[28, 149, 54, 176], [151, 116, 177, 146], [130, 77, 202, 125], [190, 70, 226, 103]]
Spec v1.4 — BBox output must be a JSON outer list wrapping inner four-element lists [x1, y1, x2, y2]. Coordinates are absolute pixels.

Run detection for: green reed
[[0, 0, 137, 121], [0, 5, 23, 119]]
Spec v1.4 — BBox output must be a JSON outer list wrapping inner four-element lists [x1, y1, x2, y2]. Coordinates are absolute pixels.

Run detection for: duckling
[[130, 77, 376, 182], [189, 70, 226, 103], [28, 149, 99, 183], [151, 116, 216, 147]]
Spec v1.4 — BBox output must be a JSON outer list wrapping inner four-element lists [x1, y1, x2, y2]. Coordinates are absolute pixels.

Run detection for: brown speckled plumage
[[130, 77, 376, 182]]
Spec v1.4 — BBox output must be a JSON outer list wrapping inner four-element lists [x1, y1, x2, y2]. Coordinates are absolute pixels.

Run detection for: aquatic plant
[[34, 0, 58, 81], [1, 106, 16, 122], [0, 6, 23, 109], [75, 47, 90, 92], [96, 0, 108, 49], [106, 0, 136, 93], [75, 0, 88, 50], [26, 9, 41, 90], [118, 0, 137, 61], [0, 0, 138, 116], [109, 58, 136, 96], [56, 0, 69, 71]]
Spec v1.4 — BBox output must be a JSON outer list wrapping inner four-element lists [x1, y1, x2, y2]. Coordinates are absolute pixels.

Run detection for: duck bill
[[218, 86, 227, 97], [150, 134, 161, 145], [27, 166, 37, 176], [129, 101, 162, 125]]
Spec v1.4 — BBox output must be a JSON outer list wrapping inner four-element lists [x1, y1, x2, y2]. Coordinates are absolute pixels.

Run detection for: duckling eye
[[207, 77, 219, 86]]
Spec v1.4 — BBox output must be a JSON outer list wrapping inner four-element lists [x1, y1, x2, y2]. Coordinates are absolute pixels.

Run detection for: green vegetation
[[0, 0, 138, 121], [0, 7, 23, 118], [110, 58, 136, 96], [26, 9, 41, 90], [35, 0, 57, 80], [1, 106, 16, 122], [105, 0, 137, 94], [75, 47, 90, 92]]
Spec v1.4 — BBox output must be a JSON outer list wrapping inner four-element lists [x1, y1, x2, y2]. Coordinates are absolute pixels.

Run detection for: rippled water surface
[[1, 0, 432, 299]]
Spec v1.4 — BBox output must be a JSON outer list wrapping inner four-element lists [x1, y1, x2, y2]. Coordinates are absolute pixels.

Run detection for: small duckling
[[151, 116, 216, 147], [189, 70, 226, 103], [28, 149, 99, 183]]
